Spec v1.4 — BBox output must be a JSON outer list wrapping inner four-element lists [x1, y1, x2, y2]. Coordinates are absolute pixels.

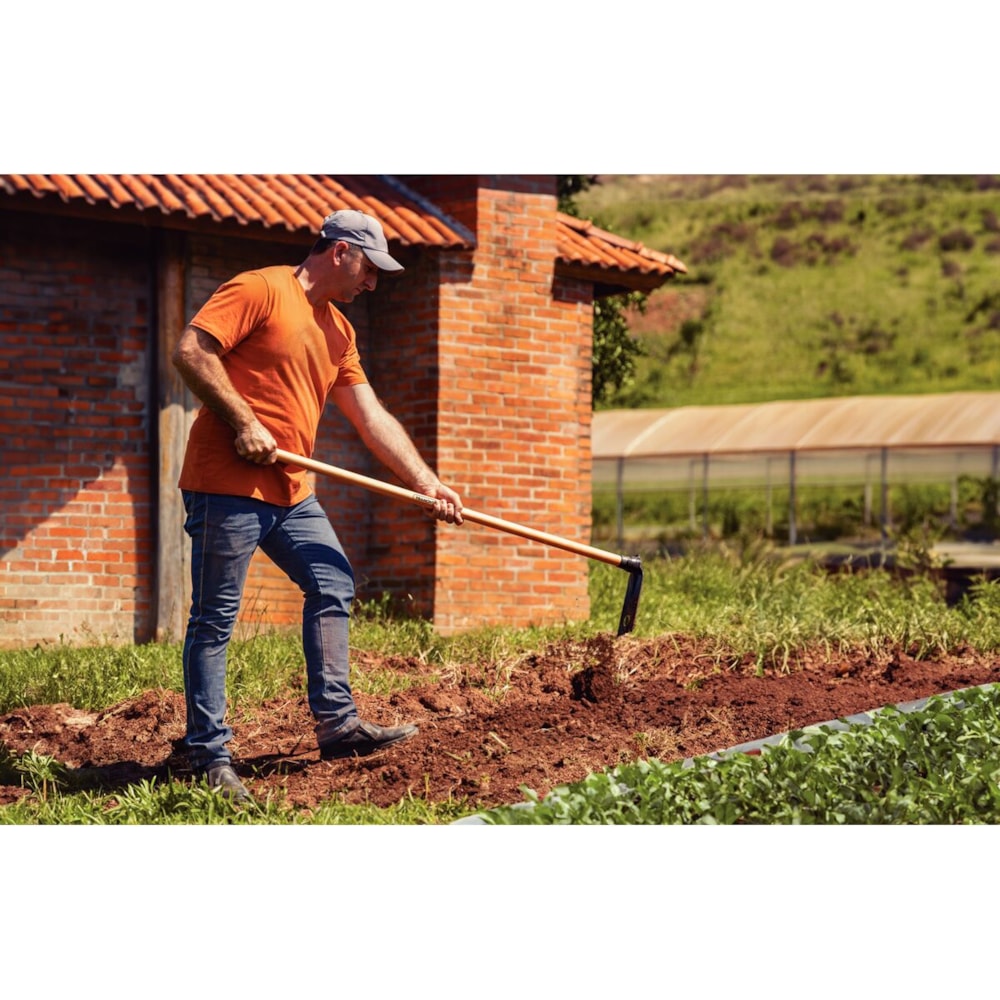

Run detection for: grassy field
[[576, 175, 1000, 408]]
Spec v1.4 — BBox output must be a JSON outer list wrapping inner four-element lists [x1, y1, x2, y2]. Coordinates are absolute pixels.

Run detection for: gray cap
[[319, 210, 404, 271]]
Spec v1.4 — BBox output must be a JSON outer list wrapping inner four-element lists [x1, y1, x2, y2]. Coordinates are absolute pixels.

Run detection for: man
[[172, 209, 464, 803]]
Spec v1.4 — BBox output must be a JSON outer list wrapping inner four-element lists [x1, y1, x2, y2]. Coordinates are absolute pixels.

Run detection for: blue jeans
[[181, 490, 358, 769]]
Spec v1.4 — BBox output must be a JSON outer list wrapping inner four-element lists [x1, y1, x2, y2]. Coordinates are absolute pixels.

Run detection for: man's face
[[330, 243, 379, 302]]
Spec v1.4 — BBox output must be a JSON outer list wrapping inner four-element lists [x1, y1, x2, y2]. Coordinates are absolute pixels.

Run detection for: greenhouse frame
[[592, 392, 1000, 546]]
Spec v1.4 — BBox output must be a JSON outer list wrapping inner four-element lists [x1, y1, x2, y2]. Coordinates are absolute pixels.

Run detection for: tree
[[558, 176, 647, 407]]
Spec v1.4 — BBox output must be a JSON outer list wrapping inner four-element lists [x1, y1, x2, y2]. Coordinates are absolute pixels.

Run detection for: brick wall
[[354, 247, 442, 616], [403, 176, 595, 633], [0, 211, 154, 646]]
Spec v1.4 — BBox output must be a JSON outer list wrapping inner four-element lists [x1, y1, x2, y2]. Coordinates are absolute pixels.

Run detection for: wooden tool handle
[[274, 449, 628, 568]]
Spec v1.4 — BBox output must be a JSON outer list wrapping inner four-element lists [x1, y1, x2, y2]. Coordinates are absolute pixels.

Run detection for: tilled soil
[[1, 633, 997, 816]]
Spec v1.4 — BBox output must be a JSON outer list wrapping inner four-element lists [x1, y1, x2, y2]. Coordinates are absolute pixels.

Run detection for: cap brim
[[363, 247, 404, 272]]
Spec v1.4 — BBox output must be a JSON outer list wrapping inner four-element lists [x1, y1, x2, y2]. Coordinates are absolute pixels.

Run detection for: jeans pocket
[[181, 490, 203, 538]]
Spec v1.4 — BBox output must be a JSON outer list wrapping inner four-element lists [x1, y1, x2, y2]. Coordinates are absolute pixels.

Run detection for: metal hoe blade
[[616, 557, 643, 636]]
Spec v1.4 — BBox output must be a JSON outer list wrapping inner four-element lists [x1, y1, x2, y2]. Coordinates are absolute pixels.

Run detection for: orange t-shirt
[[178, 266, 368, 505]]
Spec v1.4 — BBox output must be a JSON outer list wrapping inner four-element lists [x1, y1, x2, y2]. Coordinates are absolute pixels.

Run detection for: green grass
[[593, 475, 1000, 550], [4, 554, 1000, 824], [0, 641, 184, 714], [576, 175, 1000, 409], [595, 546, 1000, 666], [0, 745, 471, 825]]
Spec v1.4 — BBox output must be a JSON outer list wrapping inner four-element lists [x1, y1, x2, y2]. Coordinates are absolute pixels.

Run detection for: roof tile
[[0, 175, 687, 285], [556, 212, 687, 278], [93, 174, 137, 208]]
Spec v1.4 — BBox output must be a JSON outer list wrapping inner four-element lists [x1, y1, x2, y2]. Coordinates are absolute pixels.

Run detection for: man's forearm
[[331, 382, 462, 520], [172, 325, 276, 462], [173, 327, 255, 431], [356, 406, 438, 492]]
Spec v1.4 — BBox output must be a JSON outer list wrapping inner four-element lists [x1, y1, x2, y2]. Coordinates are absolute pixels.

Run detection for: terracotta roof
[[0, 173, 474, 249], [0, 175, 686, 289], [555, 211, 687, 292]]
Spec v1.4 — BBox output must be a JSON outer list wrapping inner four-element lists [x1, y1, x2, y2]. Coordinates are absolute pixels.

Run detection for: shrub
[[774, 200, 807, 229], [939, 228, 976, 252], [771, 236, 800, 267], [877, 197, 908, 218], [804, 232, 857, 264], [901, 226, 935, 251]]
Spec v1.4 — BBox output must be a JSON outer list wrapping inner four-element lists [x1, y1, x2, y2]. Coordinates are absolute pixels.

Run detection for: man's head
[[306, 210, 403, 303], [317, 210, 404, 272]]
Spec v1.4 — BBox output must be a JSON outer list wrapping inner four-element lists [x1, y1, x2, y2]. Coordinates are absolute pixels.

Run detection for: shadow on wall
[[0, 210, 154, 643]]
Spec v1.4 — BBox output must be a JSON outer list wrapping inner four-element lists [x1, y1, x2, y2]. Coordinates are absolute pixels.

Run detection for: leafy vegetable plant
[[480, 684, 1000, 824]]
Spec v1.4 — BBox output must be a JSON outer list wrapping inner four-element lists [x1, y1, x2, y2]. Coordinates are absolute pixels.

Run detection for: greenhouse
[[592, 391, 1000, 546]]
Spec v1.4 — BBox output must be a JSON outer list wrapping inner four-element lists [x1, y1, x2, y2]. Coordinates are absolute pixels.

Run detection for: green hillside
[[576, 175, 1000, 409]]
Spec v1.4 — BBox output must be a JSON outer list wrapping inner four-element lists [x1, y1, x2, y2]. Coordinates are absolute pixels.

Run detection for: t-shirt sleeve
[[334, 335, 368, 386], [328, 308, 368, 387], [188, 272, 270, 352]]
